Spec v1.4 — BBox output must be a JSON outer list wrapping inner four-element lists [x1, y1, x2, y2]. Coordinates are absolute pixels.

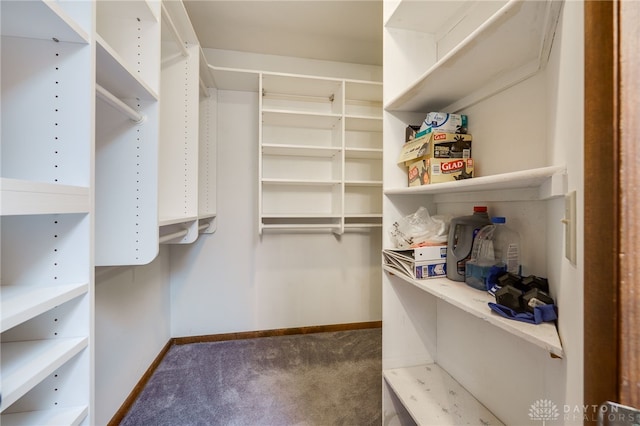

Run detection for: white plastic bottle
[[491, 217, 521, 274]]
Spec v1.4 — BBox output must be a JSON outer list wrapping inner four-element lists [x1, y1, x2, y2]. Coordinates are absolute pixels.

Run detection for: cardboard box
[[397, 132, 472, 165], [418, 112, 468, 135], [405, 125, 421, 142], [407, 158, 475, 186], [413, 245, 447, 260], [410, 246, 447, 278], [415, 260, 447, 279], [426, 158, 475, 184]]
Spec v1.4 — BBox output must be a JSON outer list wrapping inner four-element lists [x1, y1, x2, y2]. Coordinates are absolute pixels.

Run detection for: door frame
[[584, 0, 640, 411]]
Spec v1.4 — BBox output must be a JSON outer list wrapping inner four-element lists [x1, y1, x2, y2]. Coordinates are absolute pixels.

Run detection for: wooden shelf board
[[1, 178, 90, 216], [384, 364, 504, 425], [1, 283, 88, 333], [383, 265, 564, 358], [1, 406, 88, 426], [385, 1, 561, 112], [0, 337, 88, 411]]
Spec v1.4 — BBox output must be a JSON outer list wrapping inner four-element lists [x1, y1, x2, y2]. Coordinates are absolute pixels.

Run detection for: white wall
[[94, 247, 171, 426], [169, 88, 383, 336]]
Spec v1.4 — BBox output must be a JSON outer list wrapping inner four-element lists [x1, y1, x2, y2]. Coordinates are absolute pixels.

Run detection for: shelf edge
[[383, 265, 564, 358]]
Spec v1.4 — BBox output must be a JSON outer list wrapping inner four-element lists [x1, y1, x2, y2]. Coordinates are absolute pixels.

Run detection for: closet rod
[[159, 229, 189, 243], [96, 84, 145, 123], [198, 223, 209, 232], [161, 3, 189, 58]]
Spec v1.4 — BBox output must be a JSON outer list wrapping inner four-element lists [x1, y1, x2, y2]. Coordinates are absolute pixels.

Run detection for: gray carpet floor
[[120, 328, 382, 426]]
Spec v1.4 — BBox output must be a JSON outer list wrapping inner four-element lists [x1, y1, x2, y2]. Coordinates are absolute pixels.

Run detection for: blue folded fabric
[[488, 302, 557, 324]]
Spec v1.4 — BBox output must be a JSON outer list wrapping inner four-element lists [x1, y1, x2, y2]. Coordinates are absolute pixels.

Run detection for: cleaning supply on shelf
[[464, 223, 502, 290], [446, 206, 492, 281], [491, 216, 521, 274]]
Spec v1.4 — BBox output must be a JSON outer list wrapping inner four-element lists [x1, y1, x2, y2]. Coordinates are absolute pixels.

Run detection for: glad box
[[397, 132, 472, 165], [406, 157, 475, 186], [427, 158, 474, 184]]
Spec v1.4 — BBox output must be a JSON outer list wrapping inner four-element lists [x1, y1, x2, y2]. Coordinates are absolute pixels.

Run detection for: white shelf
[[0, 337, 88, 411], [345, 80, 383, 103], [384, 166, 567, 200], [97, 0, 158, 23], [0, 178, 90, 216], [96, 35, 159, 101], [262, 223, 342, 231], [262, 110, 342, 129], [383, 265, 563, 358], [262, 214, 341, 219], [262, 178, 341, 186], [259, 73, 381, 234], [344, 224, 382, 229], [385, 0, 563, 112], [262, 144, 342, 158], [0, 0, 90, 43], [345, 116, 383, 132], [345, 148, 383, 160], [158, 216, 198, 227], [262, 73, 342, 99], [345, 180, 383, 187], [384, 364, 504, 425], [1, 283, 88, 333], [1, 406, 88, 426]]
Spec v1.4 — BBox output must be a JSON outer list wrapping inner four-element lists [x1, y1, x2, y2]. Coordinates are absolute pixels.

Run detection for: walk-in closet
[[2, 0, 636, 425]]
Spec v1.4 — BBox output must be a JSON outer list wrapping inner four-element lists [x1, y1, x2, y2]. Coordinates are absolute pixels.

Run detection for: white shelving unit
[[198, 50, 218, 234], [259, 73, 383, 234], [2, 1, 218, 423], [1, 0, 93, 423], [382, 0, 565, 424], [95, 0, 161, 266], [158, 1, 217, 244]]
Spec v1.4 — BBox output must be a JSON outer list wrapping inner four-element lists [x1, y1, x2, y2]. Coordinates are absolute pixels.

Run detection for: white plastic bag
[[389, 207, 451, 249]]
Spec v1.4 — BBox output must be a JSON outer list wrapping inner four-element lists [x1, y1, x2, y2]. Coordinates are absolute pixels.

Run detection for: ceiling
[[183, 0, 383, 66]]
